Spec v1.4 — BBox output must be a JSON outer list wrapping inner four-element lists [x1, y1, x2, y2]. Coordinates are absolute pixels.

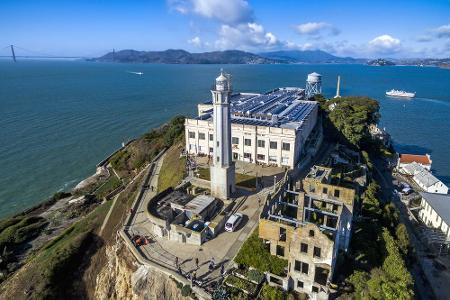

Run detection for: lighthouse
[[210, 70, 235, 199]]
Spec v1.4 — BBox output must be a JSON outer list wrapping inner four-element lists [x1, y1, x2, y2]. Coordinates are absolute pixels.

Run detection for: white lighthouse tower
[[210, 70, 235, 199]]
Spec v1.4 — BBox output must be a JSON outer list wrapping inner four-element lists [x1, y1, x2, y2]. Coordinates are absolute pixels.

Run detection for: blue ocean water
[[0, 60, 449, 218]]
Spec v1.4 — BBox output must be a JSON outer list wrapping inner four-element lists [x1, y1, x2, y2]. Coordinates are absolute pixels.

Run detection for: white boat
[[385, 89, 415, 98]]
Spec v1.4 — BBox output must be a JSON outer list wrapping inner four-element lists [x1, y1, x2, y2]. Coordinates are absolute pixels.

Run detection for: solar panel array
[[196, 87, 317, 131]]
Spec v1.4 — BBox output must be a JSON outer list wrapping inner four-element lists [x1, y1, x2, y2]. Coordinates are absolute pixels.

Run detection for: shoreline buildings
[[185, 74, 320, 169]]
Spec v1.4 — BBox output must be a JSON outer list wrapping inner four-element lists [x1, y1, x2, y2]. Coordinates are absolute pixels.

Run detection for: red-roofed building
[[398, 153, 432, 171]]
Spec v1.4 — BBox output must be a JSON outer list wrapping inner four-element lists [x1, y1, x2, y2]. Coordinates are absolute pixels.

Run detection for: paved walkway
[[127, 152, 273, 286]]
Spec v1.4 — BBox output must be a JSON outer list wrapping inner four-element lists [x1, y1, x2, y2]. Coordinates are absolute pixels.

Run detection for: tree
[[396, 223, 410, 256], [383, 203, 400, 228], [326, 97, 380, 148]]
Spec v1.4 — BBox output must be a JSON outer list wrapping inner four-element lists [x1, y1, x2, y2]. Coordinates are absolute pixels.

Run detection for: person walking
[[220, 264, 225, 277], [195, 257, 199, 270], [175, 256, 179, 268]]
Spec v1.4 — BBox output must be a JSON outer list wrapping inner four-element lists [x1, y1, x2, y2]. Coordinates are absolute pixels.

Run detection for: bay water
[[1, 60, 449, 218]]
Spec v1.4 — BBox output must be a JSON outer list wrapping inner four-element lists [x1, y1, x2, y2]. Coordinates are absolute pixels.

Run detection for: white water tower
[[305, 72, 322, 99]]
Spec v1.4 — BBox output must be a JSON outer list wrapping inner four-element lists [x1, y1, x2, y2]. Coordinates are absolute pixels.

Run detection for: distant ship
[[127, 71, 144, 75], [385, 89, 415, 98]]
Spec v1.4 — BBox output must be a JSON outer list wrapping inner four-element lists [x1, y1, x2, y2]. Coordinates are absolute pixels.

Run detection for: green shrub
[[247, 268, 265, 283], [235, 228, 287, 276], [0, 216, 48, 250], [181, 284, 192, 297], [258, 284, 286, 300]]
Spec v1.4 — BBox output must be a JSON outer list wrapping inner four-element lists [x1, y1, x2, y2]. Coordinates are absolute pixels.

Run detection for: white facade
[[185, 88, 318, 169], [419, 193, 450, 240], [209, 72, 235, 199], [401, 162, 448, 194]]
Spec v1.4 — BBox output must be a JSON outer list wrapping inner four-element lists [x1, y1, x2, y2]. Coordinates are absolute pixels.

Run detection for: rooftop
[[420, 192, 450, 226], [197, 87, 317, 131], [400, 153, 432, 165]]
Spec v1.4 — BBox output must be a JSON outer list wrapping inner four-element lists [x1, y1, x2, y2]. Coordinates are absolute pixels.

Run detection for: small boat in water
[[386, 89, 415, 98]]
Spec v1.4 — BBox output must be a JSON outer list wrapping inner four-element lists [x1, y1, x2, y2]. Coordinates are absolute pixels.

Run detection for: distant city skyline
[[1, 0, 449, 58]]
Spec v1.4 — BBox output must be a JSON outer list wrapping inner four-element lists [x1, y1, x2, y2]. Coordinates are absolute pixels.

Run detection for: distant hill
[[367, 58, 395, 66], [259, 50, 365, 64], [94, 49, 281, 64]]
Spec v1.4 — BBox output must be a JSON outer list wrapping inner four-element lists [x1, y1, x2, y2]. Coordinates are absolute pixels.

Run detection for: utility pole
[[10, 45, 16, 62]]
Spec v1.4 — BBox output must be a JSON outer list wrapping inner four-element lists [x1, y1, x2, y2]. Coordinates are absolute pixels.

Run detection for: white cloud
[[434, 24, 450, 38], [168, 0, 253, 25], [294, 22, 340, 37], [368, 34, 402, 54], [215, 23, 280, 50], [187, 36, 202, 47]]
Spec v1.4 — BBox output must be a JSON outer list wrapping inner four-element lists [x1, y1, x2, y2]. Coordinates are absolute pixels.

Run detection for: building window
[[269, 156, 277, 163], [232, 137, 239, 144], [257, 154, 265, 160], [244, 152, 252, 159], [257, 140, 265, 148], [282, 142, 290, 151], [216, 156, 219, 162], [198, 145, 205, 152], [312, 286, 319, 293], [314, 247, 321, 258], [294, 260, 301, 272], [276, 245, 285, 257], [297, 281, 304, 289], [270, 141, 277, 149], [217, 141, 219, 147], [302, 262, 309, 274], [188, 131, 195, 139], [301, 243, 308, 253], [244, 138, 252, 146], [233, 152, 238, 160], [294, 260, 309, 274], [209, 147, 213, 153], [209, 134, 213, 141], [198, 133, 205, 140], [309, 230, 315, 237], [334, 189, 340, 198], [279, 227, 286, 242], [189, 144, 195, 150], [322, 187, 328, 194], [281, 157, 289, 165]]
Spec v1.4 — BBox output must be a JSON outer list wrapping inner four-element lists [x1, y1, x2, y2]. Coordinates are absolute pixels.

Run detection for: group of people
[[174, 256, 226, 287]]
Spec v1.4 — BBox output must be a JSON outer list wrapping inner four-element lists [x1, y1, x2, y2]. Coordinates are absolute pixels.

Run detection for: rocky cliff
[[94, 238, 189, 300]]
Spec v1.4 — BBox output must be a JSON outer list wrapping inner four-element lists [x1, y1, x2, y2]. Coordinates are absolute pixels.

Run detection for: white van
[[225, 213, 243, 232]]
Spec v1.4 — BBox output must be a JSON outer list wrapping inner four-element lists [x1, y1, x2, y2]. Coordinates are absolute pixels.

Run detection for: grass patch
[[0, 216, 48, 250], [0, 200, 112, 299], [235, 227, 287, 276], [94, 173, 121, 199], [110, 116, 185, 179], [157, 141, 186, 192], [196, 168, 257, 189]]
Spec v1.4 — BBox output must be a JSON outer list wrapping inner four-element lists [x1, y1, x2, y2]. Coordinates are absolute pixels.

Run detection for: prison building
[[185, 87, 319, 168], [258, 165, 357, 299]]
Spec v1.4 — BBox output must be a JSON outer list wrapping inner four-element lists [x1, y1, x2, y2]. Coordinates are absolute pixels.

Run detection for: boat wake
[[126, 71, 144, 75], [416, 97, 450, 108]]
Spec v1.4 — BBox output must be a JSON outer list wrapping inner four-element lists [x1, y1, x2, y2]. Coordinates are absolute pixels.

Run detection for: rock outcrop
[[94, 238, 189, 300]]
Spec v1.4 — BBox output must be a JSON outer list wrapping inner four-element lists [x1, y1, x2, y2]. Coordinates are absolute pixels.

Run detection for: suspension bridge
[[0, 45, 114, 62]]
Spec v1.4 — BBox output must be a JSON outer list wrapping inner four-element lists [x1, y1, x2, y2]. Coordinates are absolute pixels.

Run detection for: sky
[[0, 0, 449, 58]]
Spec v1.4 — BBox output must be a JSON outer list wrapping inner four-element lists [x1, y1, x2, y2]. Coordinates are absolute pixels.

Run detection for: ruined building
[[259, 165, 357, 299]]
